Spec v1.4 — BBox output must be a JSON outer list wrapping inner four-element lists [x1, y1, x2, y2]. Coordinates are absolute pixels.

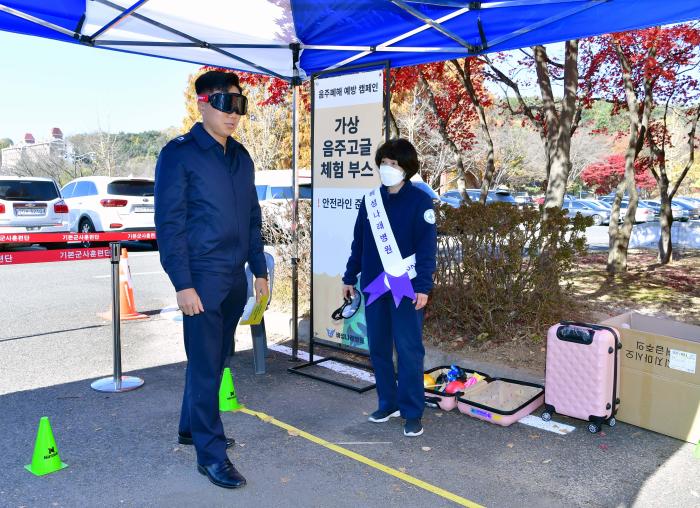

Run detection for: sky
[[0, 31, 201, 145]]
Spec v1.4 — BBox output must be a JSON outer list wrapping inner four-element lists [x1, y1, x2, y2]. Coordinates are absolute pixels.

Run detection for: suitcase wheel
[[588, 423, 601, 434], [541, 412, 552, 422], [607, 417, 617, 428]]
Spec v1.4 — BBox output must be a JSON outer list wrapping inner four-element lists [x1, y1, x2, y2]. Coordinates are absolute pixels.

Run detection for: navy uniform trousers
[[364, 294, 425, 420], [178, 269, 247, 465]]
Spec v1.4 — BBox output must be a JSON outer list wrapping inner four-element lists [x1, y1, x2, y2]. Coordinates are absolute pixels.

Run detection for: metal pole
[[91, 242, 144, 392], [290, 43, 301, 361]]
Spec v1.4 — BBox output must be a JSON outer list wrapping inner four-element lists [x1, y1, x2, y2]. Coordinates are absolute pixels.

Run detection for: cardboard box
[[602, 312, 700, 444]]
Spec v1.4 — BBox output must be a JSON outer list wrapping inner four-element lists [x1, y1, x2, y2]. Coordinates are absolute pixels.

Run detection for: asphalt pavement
[[0, 250, 699, 507]]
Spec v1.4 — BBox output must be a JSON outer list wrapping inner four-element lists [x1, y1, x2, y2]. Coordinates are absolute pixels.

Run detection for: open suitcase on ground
[[424, 365, 544, 425], [423, 365, 489, 411], [542, 321, 621, 433], [457, 378, 544, 426]]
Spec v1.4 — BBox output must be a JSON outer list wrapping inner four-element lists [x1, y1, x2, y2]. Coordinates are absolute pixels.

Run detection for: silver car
[[0, 176, 70, 248], [563, 199, 611, 226]]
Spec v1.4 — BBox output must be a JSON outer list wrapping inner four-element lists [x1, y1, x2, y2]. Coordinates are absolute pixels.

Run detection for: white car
[[61, 176, 155, 237], [0, 176, 70, 248]]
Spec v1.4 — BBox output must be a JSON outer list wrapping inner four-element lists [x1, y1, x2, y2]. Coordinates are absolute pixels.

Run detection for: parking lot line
[[239, 407, 485, 508]]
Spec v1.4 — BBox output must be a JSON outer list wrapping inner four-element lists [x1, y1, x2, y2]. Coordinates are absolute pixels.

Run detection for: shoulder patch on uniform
[[173, 134, 191, 144], [424, 209, 436, 224]]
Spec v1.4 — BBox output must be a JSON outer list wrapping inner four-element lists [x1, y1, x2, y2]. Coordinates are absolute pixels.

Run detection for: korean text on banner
[[312, 69, 384, 351]]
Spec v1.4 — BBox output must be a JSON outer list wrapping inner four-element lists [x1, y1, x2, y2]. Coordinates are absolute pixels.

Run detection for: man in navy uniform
[[155, 70, 268, 489]]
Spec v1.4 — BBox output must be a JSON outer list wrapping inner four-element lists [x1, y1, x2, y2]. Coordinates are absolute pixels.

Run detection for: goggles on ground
[[331, 289, 362, 321], [197, 92, 248, 115]]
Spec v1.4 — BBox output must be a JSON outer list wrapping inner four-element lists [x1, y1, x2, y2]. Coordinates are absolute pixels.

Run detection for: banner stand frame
[[288, 60, 391, 392]]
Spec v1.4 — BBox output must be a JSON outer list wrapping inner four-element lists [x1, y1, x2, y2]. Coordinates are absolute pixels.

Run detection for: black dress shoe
[[178, 433, 235, 448], [197, 459, 247, 489]]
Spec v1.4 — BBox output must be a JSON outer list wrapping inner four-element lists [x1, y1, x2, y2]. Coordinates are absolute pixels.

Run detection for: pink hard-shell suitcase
[[542, 321, 621, 433]]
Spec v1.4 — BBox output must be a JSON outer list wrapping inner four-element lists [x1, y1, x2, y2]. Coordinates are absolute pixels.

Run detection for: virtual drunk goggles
[[197, 92, 248, 115], [331, 289, 362, 321]]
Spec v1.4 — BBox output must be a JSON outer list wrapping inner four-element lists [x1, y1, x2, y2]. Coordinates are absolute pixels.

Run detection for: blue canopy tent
[[1, 0, 699, 360], [1, 1, 699, 79]]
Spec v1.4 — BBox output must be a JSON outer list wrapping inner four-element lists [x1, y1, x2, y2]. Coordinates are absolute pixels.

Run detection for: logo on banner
[[326, 328, 336, 338]]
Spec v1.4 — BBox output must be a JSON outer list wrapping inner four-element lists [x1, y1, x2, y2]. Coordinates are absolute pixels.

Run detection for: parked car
[[679, 196, 700, 207], [0, 176, 70, 249], [671, 198, 700, 219], [441, 189, 517, 207], [562, 199, 611, 226], [513, 192, 536, 208], [598, 196, 658, 223], [256, 183, 312, 201], [61, 177, 155, 242], [641, 200, 689, 222]]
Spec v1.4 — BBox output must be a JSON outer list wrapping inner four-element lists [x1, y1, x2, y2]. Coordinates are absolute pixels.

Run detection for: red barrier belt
[[0, 231, 156, 243], [0, 247, 114, 266]]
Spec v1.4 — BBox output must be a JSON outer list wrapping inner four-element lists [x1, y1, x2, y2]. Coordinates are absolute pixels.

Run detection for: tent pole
[[290, 43, 301, 361]]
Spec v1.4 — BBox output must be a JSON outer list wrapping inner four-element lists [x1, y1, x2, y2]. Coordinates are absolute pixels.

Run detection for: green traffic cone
[[25, 417, 68, 476], [219, 367, 243, 412]]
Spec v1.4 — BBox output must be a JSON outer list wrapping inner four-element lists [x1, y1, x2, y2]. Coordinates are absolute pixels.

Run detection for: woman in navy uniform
[[342, 139, 437, 437], [155, 71, 268, 489]]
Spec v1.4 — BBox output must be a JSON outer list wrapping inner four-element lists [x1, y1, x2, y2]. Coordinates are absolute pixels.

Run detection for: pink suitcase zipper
[[542, 321, 621, 433]]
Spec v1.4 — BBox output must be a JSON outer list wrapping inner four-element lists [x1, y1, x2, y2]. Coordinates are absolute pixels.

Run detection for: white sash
[[364, 188, 417, 279]]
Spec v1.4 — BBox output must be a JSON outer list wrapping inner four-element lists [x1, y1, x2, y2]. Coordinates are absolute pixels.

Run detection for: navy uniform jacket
[[343, 182, 437, 295], [154, 122, 267, 292]]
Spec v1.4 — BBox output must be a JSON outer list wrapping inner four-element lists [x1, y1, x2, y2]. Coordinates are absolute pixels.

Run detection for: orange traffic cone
[[119, 248, 148, 321]]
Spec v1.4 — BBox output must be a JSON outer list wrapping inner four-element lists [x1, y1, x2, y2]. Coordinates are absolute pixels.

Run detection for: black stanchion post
[[91, 242, 144, 392]]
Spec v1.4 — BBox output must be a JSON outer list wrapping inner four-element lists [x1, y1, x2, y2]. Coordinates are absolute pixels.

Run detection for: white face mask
[[379, 164, 405, 187]]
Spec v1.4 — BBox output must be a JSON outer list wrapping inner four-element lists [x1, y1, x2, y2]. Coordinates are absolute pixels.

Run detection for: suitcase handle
[[556, 324, 594, 344]]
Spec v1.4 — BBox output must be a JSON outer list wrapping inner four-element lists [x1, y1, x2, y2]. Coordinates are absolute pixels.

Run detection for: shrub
[[431, 202, 591, 342]]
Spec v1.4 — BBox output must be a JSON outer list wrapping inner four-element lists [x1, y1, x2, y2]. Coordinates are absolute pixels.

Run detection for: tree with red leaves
[[589, 23, 700, 270], [391, 59, 488, 200], [581, 154, 656, 195]]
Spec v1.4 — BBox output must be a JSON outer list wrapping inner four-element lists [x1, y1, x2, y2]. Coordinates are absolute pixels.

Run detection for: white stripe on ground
[[269, 344, 574, 435], [518, 415, 575, 434], [93, 271, 165, 279], [268, 343, 376, 383]]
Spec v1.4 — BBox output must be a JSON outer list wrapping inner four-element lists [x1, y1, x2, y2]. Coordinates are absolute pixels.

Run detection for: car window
[[72, 181, 90, 198], [270, 186, 294, 199], [0, 180, 59, 201], [107, 180, 154, 196], [61, 182, 76, 198], [299, 185, 312, 199]]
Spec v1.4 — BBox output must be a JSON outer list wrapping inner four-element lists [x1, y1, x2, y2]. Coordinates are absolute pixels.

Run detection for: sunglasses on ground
[[197, 92, 248, 115]]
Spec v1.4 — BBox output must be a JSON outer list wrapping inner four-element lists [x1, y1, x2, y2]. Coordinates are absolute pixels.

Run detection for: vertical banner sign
[[312, 70, 383, 351]]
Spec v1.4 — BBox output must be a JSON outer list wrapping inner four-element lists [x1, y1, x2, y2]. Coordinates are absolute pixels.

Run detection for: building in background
[[0, 128, 66, 171]]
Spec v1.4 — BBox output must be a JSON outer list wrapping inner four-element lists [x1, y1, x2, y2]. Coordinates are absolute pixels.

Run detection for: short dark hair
[[375, 138, 419, 181], [195, 70, 242, 95]]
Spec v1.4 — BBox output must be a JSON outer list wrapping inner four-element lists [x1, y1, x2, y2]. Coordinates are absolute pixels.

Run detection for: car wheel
[[79, 218, 96, 248], [592, 214, 603, 226]]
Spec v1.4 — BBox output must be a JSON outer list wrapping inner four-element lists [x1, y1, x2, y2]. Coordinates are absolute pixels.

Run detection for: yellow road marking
[[239, 407, 484, 508]]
